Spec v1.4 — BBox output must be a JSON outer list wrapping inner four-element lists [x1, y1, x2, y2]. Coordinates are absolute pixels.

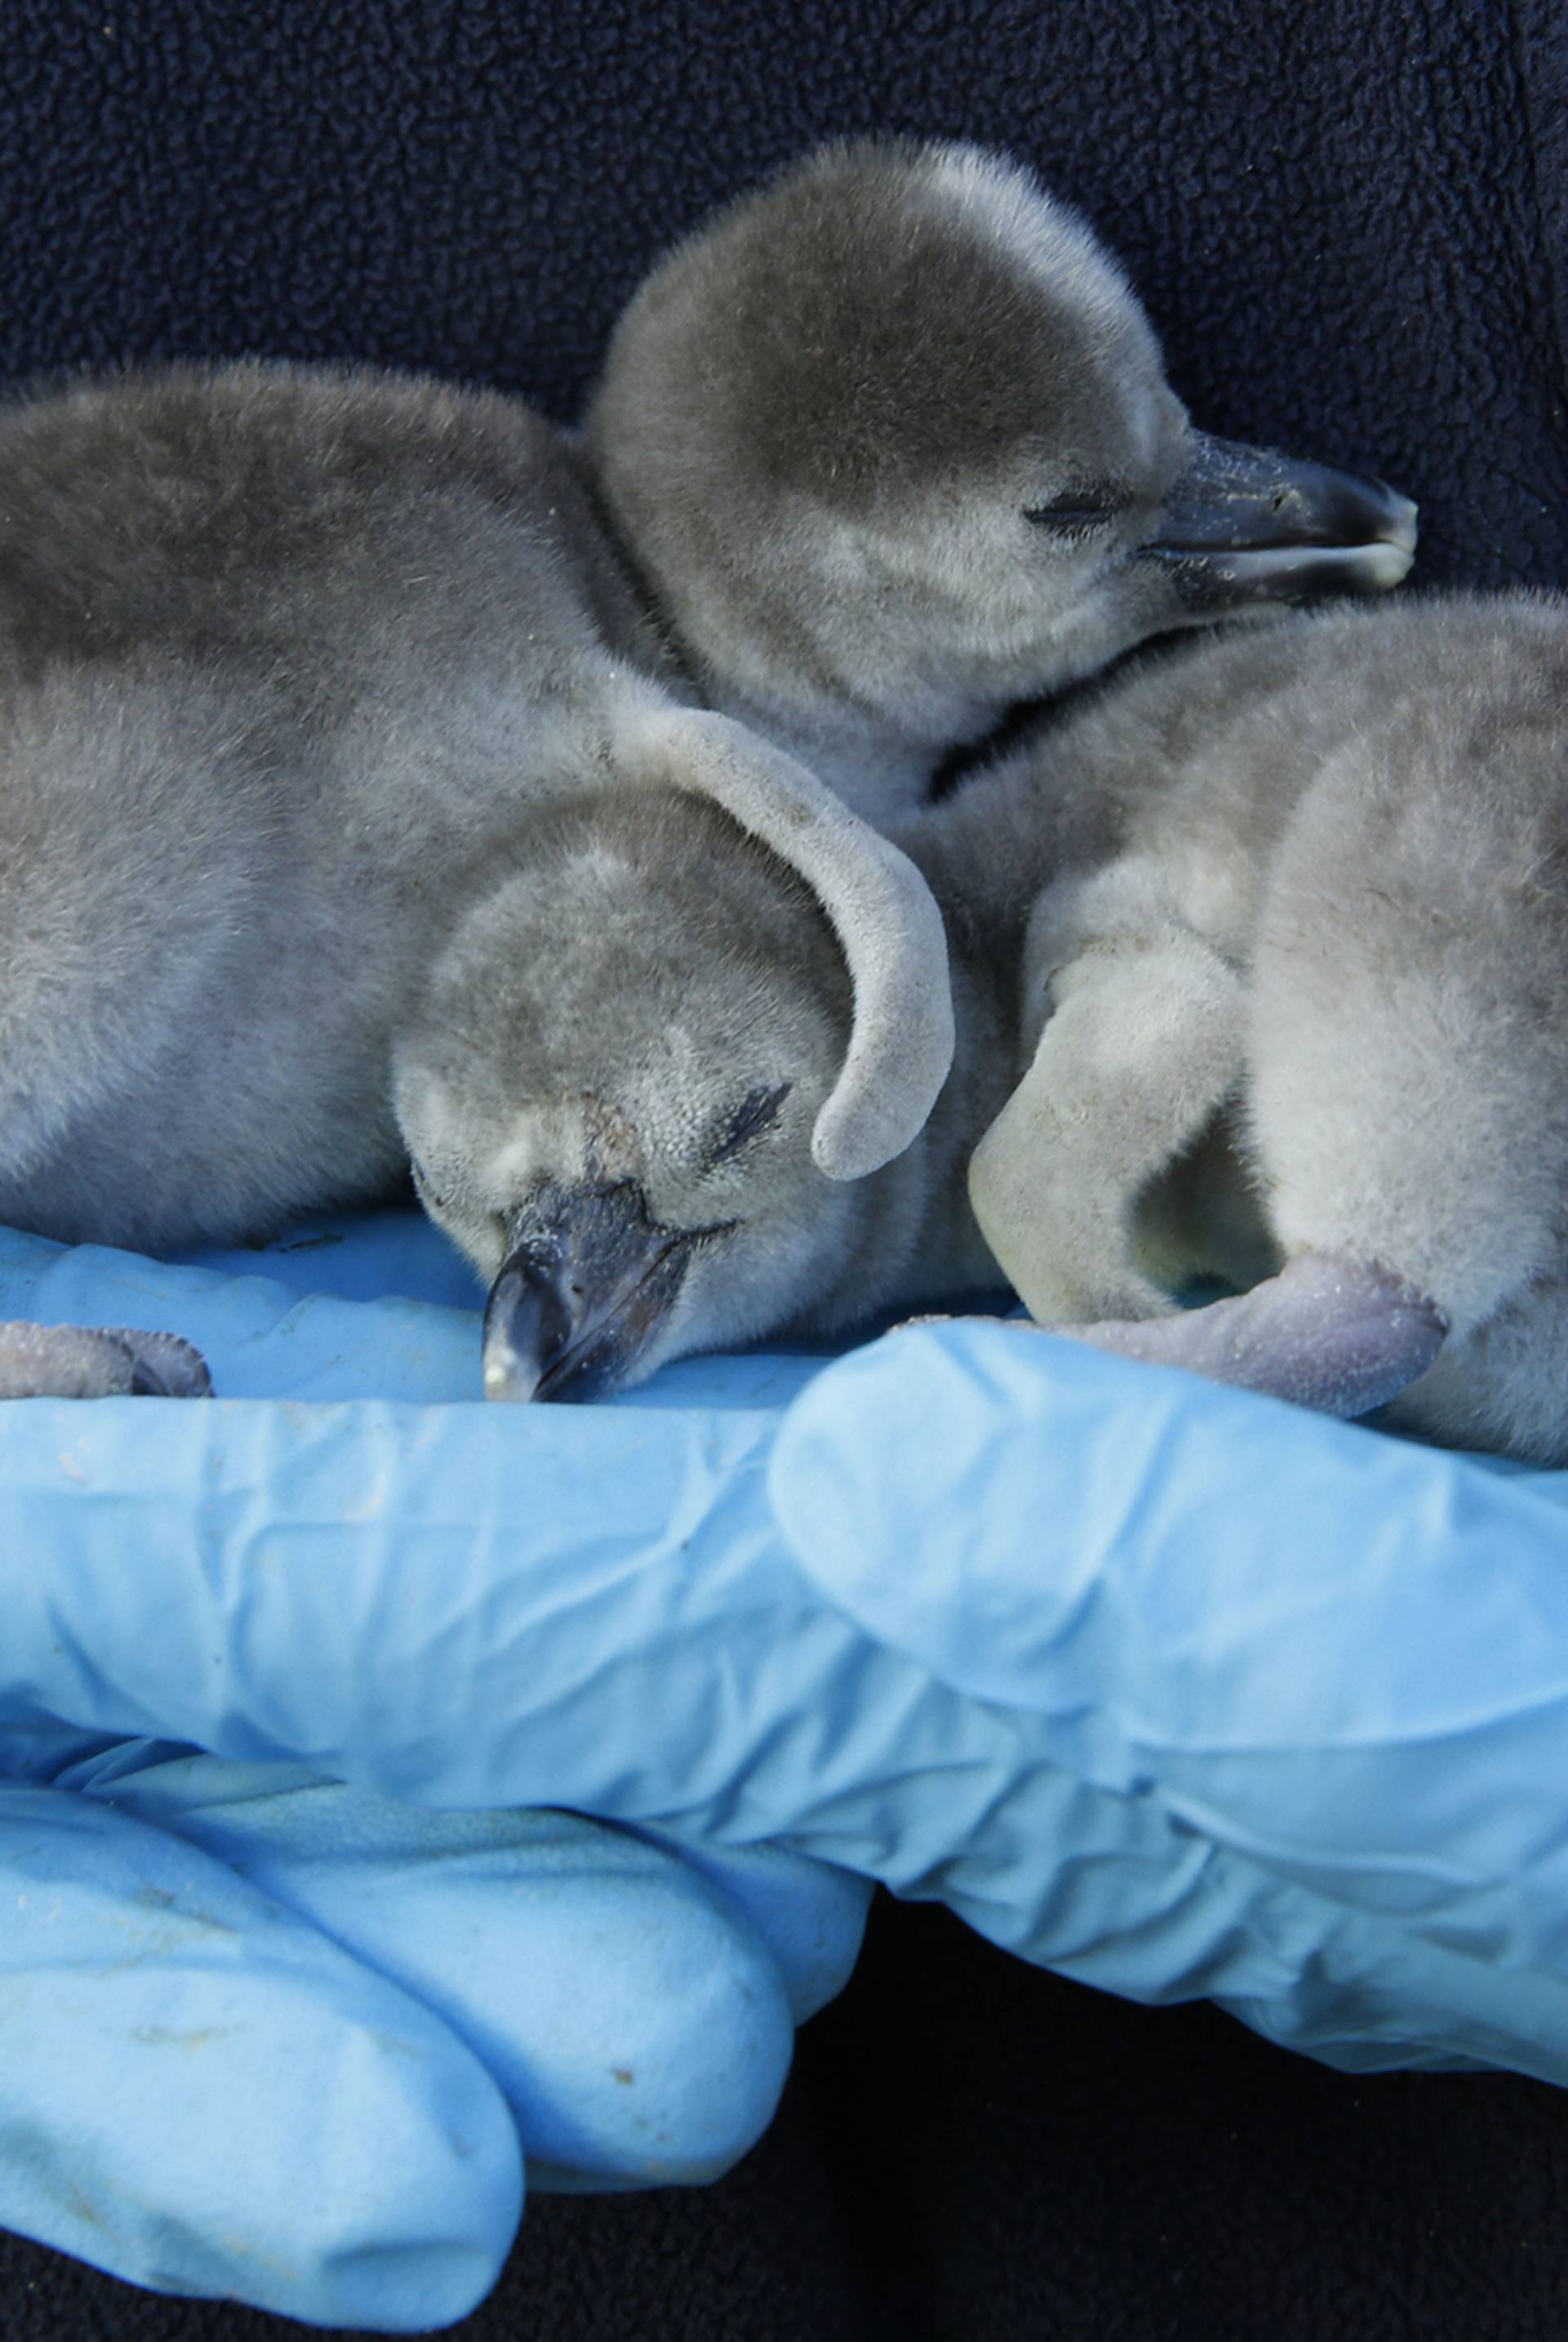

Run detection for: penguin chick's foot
[[1035, 1253, 1448, 1419], [0, 1321, 214, 1400]]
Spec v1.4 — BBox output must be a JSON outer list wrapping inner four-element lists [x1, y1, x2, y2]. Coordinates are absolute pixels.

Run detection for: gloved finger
[[64, 1745, 816, 2186], [614, 1828, 871, 2023], [771, 1320, 1568, 1965], [17, 1726, 872, 2033], [0, 1394, 897, 1822], [0, 1782, 520, 2331]]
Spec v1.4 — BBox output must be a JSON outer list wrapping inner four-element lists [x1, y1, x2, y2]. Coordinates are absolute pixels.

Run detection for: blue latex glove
[[7, 1215, 1568, 2322], [0, 1218, 868, 2328]]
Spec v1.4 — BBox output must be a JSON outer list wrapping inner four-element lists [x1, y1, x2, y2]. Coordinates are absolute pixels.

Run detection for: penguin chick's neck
[[568, 436, 991, 823]]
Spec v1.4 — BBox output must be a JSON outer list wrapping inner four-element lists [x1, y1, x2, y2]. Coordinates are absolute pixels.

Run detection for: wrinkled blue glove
[[0, 1218, 871, 2330], [7, 1214, 1568, 2330]]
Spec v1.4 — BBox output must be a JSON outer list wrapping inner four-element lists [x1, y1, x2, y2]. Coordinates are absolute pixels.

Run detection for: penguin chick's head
[[392, 791, 871, 1401], [589, 138, 1415, 764]]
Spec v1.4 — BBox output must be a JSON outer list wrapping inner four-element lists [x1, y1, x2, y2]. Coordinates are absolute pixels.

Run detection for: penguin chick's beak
[[482, 1179, 715, 1403], [1135, 430, 1419, 608]]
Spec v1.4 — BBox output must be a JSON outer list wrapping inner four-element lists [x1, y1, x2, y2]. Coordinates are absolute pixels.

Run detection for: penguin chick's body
[[453, 593, 1568, 1467], [0, 361, 670, 1256], [938, 591, 1568, 1464], [0, 135, 1414, 1400]]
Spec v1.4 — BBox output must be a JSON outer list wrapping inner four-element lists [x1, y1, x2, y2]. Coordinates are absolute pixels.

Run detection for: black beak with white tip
[[482, 1179, 708, 1404], [1139, 430, 1418, 610]]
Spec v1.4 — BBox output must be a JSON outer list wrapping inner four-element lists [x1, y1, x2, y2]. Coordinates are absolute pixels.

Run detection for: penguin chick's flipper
[[968, 862, 1245, 1325], [1038, 1253, 1448, 1418], [0, 1322, 214, 1400], [617, 704, 953, 1181]]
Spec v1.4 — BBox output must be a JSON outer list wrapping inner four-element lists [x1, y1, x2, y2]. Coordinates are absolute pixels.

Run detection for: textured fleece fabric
[[2, 2, 1566, 2337]]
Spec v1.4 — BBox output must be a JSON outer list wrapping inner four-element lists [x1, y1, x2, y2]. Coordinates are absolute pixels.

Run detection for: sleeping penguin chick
[[946, 590, 1568, 1464], [587, 136, 1417, 820], [395, 790, 1018, 1402]]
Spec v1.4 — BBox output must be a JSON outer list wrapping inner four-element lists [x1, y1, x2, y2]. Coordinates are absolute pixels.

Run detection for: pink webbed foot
[[1045, 1252, 1447, 1418]]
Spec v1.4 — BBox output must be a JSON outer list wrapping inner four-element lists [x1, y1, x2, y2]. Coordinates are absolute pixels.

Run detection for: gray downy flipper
[[618, 704, 954, 1182], [969, 862, 1247, 1325], [0, 1322, 214, 1399]]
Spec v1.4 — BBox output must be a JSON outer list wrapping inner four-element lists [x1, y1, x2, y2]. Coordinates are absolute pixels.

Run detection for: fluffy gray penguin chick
[[462, 593, 1568, 1467], [951, 591, 1568, 1464], [588, 137, 1417, 821], [395, 789, 1018, 1403]]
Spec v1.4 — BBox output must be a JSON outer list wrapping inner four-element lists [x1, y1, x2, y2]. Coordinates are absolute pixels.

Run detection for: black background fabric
[[2, 2, 1566, 2336]]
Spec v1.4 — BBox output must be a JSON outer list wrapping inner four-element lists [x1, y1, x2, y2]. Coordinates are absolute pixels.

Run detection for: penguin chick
[[394, 790, 1018, 1401], [586, 136, 1417, 821], [0, 367, 951, 1398], [947, 590, 1568, 1463]]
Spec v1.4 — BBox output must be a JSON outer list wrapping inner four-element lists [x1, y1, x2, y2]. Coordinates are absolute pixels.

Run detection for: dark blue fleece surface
[[2, 4, 1566, 2338]]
